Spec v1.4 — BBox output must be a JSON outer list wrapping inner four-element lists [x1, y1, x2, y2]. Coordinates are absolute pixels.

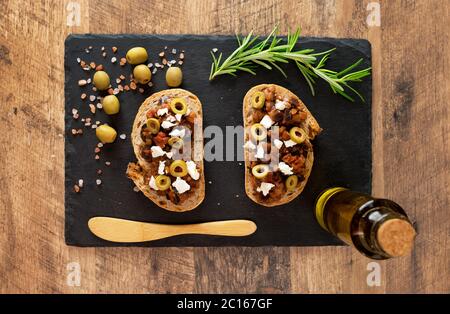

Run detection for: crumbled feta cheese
[[157, 108, 168, 116], [275, 100, 286, 110], [255, 144, 265, 159], [149, 176, 159, 190], [161, 120, 176, 129], [166, 115, 176, 122], [165, 151, 173, 159], [158, 161, 166, 175], [260, 115, 274, 129], [284, 140, 297, 148], [243, 140, 256, 150], [257, 182, 275, 196], [186, 161, 200, 180], [175, 114, 182, 121], [274, 139, 283, 149], [151, 146, 166, 158], [169, 128, 185, 138], [278, 162, 293, 175], [172, 177, 191, 194]]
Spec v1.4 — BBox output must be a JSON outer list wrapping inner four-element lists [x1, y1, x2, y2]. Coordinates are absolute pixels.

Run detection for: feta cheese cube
[[151, 146, 166, 158], [255, 144, 265, 159], [274, 100, 286, 110], [274, 139, 283, 149], [161, 120, 176, 129], [172, 177, 191, 194], [186, 160, 200, 180], [243, 140, 257, 150], [157, 108, 168, 116], [260, 115, 274, 129], [158, 161, 166, 175], [257, 182, 275, 196], [169, 128, 186, 138], [284, 140, 297, 148], [149, 176, 159, 190], [278, 162, 293, 175]]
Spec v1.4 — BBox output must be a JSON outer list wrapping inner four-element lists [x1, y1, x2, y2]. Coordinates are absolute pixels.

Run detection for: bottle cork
[[376, 218, 416, 257]]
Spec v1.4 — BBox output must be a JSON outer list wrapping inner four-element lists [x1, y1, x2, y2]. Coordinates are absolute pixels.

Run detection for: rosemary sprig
[[209, 27, 371, 102]]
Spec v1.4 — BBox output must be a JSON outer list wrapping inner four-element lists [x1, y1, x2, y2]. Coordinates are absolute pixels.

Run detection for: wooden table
[[0, 0, 448, 293]]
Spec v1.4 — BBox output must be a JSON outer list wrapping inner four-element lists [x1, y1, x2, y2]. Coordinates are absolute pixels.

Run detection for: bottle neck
[[357, 206, 415, 259]]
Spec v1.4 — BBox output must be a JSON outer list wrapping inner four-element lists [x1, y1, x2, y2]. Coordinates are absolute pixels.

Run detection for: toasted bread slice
[[127, 89, 205, 212], [243, 84, 321, 207]]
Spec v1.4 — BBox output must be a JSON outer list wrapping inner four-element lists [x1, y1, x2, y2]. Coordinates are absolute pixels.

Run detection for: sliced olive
[[250, 123, 267, 141], [169, 98, 187, 115], [289, 127, 307, 144], [126, 47, 148, 65], [93, 71, 110, 91], [251, 91, 265, 109], [169, 160, 188, 177], [168, 137, 183, 149], [252, 164, 270, 179], [155, 175, 171, 191], [146, 118, 160, 134], [95, 124, 117, 143], [133, 64, 152, 84], [285, 175, 298, 191]]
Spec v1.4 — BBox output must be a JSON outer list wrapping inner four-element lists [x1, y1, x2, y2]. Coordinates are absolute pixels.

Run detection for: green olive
[[133, 64, 152, 84], [289, 127, 307, 144], [126, 47, 148, 65], [155, 175, 171, 191], [96, 124, 117, 143], [168, 137, 183, 149], [146, 118, 160, 134], [285, 175, 298, 191], [252, 164, 270, 179], [250, 123, 267, 141], [251, 91, 265, 109], [102, 95, 120, 115], [169, 98, 187, 115], [166, 67, 183, 87], [93, 71, 110, 91], [169, 160, 188, 177]]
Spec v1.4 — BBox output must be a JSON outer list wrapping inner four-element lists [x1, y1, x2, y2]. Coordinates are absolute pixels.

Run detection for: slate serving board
[[65, 34, 372, 247]]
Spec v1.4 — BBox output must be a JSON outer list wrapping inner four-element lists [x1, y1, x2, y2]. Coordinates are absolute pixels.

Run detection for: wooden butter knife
[[88, 217, 257, 243]]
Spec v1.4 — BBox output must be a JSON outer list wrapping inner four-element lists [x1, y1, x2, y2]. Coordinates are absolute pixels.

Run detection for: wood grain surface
[[0, 0, 448, 293]]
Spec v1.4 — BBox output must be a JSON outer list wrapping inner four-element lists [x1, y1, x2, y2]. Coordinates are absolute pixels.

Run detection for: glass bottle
[[315, 187, 416, 260]]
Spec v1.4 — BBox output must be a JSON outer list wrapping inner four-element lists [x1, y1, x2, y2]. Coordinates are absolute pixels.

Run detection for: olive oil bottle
[[315, 188, 416, 260]]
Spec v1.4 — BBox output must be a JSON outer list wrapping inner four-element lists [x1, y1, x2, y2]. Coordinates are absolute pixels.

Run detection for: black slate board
[[65, 34, 372, 247]]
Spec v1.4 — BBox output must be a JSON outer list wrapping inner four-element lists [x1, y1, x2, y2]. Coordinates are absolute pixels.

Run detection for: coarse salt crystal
[[119, 134, 126, 140]]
